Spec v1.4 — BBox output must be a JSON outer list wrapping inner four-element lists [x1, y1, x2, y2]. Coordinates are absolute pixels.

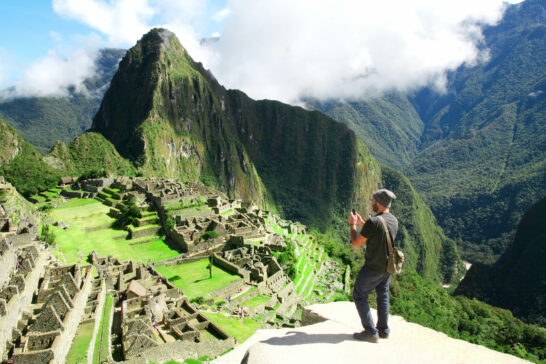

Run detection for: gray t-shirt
[[359, 212, 399, 274]]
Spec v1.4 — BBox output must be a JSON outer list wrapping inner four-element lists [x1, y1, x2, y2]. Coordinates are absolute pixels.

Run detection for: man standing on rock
[[348, 189, 398, 343]]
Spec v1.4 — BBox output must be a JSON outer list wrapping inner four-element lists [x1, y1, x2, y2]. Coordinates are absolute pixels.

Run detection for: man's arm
[[349, 212, 367, 248]]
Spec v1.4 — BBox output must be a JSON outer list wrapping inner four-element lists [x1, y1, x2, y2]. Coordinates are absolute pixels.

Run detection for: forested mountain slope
[[455, 196, 546, 326], [313, 0, 546, 263]]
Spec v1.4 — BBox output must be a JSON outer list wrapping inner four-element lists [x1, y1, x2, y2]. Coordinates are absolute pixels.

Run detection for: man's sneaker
[[378, 331, 389, 339], [353, 331, 379, 343]]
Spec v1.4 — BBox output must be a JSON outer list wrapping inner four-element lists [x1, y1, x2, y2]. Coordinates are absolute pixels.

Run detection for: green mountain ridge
[[455, 196, 546, 326], [0, 119, 136, 195]]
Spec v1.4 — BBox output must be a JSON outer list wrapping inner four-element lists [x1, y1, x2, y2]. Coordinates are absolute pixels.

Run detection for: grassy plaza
[[155, 259, 243, 300], [47, 198, 180, 264]]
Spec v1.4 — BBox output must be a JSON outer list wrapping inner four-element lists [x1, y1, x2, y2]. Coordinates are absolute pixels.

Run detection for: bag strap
[[377, 215, 394, 256]]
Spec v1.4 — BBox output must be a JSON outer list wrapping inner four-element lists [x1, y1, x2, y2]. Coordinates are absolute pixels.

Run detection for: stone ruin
[[85, 251, 235, 363], [212, 245, 299, 318], [0, 174, 350, 362], [120, 291, 232, 361], [4, 257, 94, 364]]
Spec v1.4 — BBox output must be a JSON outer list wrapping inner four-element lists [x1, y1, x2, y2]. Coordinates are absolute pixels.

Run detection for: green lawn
[[204, 312, 261, 343], [66, 322, 94, 364], [155, 260, 242, 299], [241, 295, 271, 308], [48, 199, 179, 264], [93, 295, 113, 364]]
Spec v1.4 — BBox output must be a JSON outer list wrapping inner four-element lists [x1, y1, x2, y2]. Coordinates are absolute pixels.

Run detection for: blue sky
[[0, 0, 523, 103], [0, 0, 227, 87]]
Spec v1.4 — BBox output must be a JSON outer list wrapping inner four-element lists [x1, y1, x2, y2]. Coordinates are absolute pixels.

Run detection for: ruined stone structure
[[9, 263, 93, 364], [0, 174, 347, 362], [121, 293, 231, 360]]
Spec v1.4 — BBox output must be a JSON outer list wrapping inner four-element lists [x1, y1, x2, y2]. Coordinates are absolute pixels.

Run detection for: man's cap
[[373, 189, 396, 208]]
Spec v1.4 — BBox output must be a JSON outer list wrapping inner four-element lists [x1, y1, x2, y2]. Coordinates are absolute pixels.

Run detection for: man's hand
[[349, 210, 367, 248], [348, 211, 366, 227]]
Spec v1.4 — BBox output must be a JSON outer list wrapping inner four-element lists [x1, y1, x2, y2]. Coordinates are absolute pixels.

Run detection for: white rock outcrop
[[212, 301, 530, 364]]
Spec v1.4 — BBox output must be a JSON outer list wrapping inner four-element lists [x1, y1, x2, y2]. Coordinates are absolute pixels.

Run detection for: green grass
[[30, 194, 46, 202], [66, 322, 94, 364], [241, 295, 271, 308], [93, 295, 113, 364], [48, 199, 179, 264], [41, 190, 59, 198], [204, 312, 261, 343], [131, 223, 160, 232], [155, 260, 242, 299]]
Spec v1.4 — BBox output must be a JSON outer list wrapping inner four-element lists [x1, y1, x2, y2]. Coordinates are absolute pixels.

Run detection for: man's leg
[[375, 273, 391, 337], [353, 266, 380, 335]]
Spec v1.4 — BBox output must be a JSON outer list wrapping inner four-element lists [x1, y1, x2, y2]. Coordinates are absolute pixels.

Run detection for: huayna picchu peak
[[91, 28, 374, 231]]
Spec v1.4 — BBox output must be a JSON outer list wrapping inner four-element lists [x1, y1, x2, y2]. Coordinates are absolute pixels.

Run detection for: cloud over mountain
[[204, 0, 508, 103], [4, 0, 511, 102]]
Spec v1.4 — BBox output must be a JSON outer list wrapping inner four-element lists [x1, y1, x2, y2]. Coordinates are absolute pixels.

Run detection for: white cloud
[[6, 0, 511, 101], [203, 0, 508, 103], [3, 48, 97, 98], [212, 8, 231, 23], [52, 0, 156, 46]]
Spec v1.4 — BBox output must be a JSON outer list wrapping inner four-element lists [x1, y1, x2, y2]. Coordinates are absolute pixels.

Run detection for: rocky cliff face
[[0, 120, 23, 165]]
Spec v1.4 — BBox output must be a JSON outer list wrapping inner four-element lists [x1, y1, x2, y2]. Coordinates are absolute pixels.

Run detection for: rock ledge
[[212, 301, 530, 364]]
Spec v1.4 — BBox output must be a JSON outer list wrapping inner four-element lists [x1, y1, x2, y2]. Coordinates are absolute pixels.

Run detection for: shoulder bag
[[377, 215, 404, 275]]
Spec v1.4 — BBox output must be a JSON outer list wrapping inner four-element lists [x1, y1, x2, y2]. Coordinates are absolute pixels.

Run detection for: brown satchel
[[377, 215, 404, 275]]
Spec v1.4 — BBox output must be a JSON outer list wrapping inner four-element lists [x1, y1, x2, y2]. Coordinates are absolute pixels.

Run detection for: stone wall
[[0, 247, 46, 359], [0, 244, 15, 288], [86, 280, 106, 364], [60, 190, 83, 199], [122, 337, 235, 364], [129, 225, 161, 239], [12, 348, 54, 364], [212, 253, 249, 282], [6, 233, 34, 246], [209, 280, 245, 299], [53, 267, 94, 364]]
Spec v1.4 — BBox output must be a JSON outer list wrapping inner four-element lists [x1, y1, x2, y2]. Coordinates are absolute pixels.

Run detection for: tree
[[207, 255, 213, 278]]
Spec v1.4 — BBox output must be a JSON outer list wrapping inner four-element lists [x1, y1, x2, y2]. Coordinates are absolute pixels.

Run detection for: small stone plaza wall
[[209, 280, 245, 298], [212, 253, 249, 281], [129, 225, 161, 239]]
